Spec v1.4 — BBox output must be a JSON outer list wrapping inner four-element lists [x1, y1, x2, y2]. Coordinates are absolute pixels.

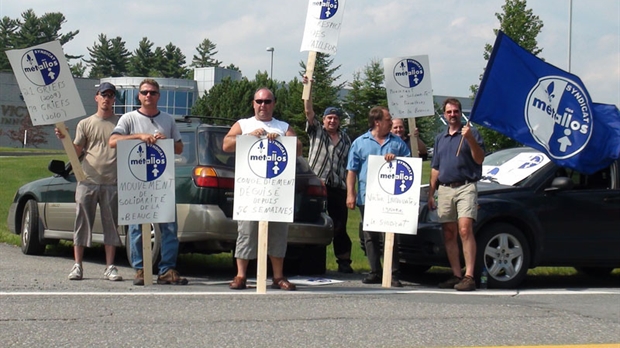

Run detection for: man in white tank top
[[223, 87, 301, 291]]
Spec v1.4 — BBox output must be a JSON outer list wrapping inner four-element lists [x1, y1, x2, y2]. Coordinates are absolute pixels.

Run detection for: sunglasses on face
[[140, 90, 160, 96], [99, 93, 115, 99], [254, 99, 273, 105]]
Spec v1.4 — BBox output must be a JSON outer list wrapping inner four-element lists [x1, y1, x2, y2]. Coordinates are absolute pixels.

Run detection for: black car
[[7, 117, 333, 275], [396, 147, 620, 288]]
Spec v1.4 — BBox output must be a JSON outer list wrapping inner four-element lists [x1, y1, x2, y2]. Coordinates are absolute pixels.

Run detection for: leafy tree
[[190, 38, 222, 68], [84, 34, 131, 78], [342, 58, 387, 139], [0, 9, 79, 70], [470, 0, 544, 152], [128, 37, 158, 76], [155, 42, 188, 78]]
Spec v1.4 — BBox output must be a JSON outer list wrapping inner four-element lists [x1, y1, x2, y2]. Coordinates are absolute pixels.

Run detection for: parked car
[[7, 117, 333, 275], [370, 146, 619, 288]]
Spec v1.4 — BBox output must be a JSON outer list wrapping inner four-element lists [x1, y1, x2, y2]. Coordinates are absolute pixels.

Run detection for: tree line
[[1, 1, 544, 152]]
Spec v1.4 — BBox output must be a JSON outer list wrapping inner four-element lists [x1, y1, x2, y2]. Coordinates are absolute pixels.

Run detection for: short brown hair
[[140, 78, 160, 91], [442, 98, 462, 113], [368, 106, 388, 129]]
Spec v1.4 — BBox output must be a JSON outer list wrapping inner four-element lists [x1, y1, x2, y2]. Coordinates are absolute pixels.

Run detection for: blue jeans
[[129, 221, 179, 275]]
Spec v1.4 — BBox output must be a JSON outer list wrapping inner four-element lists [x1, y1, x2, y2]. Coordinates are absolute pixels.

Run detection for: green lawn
[[1, 151, 609, 276]]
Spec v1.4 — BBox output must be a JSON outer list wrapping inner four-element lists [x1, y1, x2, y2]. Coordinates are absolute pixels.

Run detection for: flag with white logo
[[471, 31, 620, 174]]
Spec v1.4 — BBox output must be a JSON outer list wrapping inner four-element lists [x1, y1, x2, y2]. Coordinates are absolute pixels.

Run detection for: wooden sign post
[[233, 136, 297, 293], [142, 224, 153, 286], [381, 232, 396, 287], [55, 122, 86, 181], [302, 51, 317, 101], [256, 221, 269, 294], [116, 139, 176, 287]]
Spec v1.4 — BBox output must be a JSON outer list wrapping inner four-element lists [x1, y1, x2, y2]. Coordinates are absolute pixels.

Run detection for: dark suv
[[7, 117, 334, 275]]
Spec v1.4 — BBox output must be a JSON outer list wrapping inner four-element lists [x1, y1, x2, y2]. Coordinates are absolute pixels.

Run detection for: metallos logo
[[525, 76, 592, 160], [20, 48, 61, 86], [248, 139, 288, 179], [311, 0, 339, 20], [128, 143, 167, 182], [393, 59, 425, 88], [378, 159, 414, 195]]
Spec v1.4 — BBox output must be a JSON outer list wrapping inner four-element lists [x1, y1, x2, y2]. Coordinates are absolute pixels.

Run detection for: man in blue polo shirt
[[427, 98, 485, 291], [346, 106, 410, 287]]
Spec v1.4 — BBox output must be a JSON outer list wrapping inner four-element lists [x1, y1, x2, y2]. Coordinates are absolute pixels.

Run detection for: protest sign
[[383, 55, 434, 119], [384, 55, 434, 158], [300, 0, 347, 55], [363, 155, 422, 234], [300, 0, 347, 100], [117, 139, 176, 286], [233, 136, 296, 223], [363, 155, 422, 287], [6, 40, 88, 180], [234, 135, 296, 293]]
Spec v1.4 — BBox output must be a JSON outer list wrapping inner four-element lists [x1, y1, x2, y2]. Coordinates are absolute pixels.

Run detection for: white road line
[[0, 289, 618, 296]]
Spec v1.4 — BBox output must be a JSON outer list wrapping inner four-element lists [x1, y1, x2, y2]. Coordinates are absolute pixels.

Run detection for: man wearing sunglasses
[[55, 82, 123, 282], [110, 78, 187, 286], [223, 87, 302, 291]]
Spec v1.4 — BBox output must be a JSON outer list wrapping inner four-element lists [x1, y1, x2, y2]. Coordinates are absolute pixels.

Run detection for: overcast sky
[[1, 0, 618, 106]]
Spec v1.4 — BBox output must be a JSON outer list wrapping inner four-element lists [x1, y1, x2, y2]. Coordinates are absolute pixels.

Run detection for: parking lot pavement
[[1, 243, 618, 295]]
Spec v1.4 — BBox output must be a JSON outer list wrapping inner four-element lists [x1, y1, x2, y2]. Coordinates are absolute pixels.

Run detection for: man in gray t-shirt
[[110, 78, 186, 286]]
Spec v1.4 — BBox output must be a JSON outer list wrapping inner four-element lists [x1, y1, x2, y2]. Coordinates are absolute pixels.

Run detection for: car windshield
[[481, 147, 550, 186]]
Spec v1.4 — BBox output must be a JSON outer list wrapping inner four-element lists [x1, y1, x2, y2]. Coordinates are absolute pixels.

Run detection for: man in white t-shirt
[[223, 87, 301, 291]]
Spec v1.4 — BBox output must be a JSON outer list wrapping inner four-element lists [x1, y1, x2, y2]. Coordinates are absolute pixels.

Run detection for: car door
[[42, 173, 78, 233], [537, 166, 620, 264]]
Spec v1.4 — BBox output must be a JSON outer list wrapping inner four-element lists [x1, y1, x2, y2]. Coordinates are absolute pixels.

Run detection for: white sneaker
[[68, 263, 83, 280], [103, 265, 123, 281]]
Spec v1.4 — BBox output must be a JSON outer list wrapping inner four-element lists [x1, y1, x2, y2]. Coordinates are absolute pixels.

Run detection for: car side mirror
[[546, 176, 574, 192], [48, 159, 68, 176]]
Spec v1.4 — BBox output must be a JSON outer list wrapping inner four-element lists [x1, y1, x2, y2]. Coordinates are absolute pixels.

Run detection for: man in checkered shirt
[[304, 77, 353, 273]]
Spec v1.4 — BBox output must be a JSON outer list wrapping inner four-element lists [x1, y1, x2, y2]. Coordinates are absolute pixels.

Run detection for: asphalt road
[[1, 243, 618, 347]]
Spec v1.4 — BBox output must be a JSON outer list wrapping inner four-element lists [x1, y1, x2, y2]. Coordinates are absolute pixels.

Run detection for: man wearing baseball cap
[[56, 82, 123, 281], [303, 77, 353, 273]]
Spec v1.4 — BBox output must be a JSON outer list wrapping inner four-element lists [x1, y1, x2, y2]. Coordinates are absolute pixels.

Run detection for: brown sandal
[[271, 277, 296, 291], [229, 276, 247, 290]]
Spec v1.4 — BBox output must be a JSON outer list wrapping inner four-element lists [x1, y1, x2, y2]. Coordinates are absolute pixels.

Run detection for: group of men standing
[[59, 77, 484, 292], [58, 79, 188, 286]]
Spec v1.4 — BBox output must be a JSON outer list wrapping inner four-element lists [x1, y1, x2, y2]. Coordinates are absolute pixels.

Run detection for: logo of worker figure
[[248, 139, 289, 179], [378, 159, 414, 195], [128, 144, 167, 182]]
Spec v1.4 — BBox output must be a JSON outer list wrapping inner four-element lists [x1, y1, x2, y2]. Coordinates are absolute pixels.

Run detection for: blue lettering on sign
[[393, 59, 425, 89], [20, 48, 61, 86], [128, 143, 167, 182], [378, 160, 414, 195], [248, 139, 289, 179]]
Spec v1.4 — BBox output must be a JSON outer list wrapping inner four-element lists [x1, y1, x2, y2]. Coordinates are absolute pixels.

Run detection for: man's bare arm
[[222, 122, 242, 152]]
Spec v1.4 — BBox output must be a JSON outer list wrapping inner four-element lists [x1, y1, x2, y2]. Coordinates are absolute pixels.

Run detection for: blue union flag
[[471, 31, 620, 174]]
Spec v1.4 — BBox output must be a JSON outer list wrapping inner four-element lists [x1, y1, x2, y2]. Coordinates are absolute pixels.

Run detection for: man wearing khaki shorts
[[427, 98, 485, 291]]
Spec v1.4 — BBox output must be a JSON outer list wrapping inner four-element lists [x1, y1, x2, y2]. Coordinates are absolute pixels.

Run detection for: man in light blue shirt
[[346, 106, 410, 287]]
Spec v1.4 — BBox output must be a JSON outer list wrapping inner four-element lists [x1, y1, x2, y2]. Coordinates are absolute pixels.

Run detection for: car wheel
[[124, 224, 162, 272], [477, 223, 530, 289], [20, 199, 46, 255], [575, 267, 614, 277]]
